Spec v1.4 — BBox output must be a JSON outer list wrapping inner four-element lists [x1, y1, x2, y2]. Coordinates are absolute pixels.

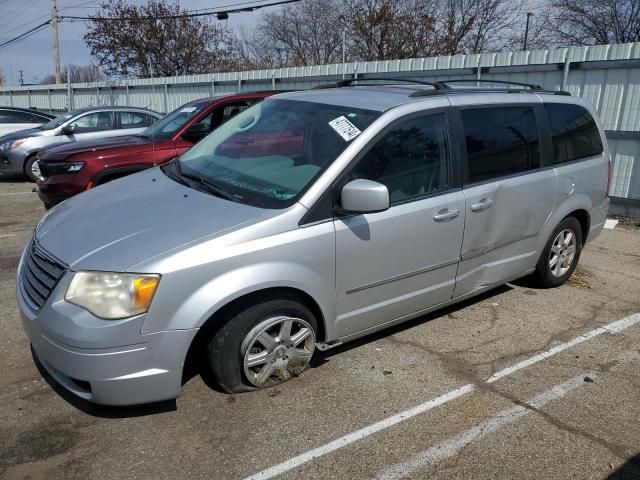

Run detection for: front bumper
[[0, 147, 29, 174], [17, 249, 198, 406], [37, 173, 86, 207]]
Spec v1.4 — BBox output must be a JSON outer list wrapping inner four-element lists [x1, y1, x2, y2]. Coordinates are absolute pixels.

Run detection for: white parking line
[[0, 191, 33, 196], [243, 313, 640, 480], [376, 373, 594, 480], [604, 219, 619, 229]]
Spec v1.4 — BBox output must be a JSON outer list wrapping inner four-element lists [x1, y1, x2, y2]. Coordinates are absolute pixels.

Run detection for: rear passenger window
[[462, 106, 540, 184], [544, 104, 603, 164], [119, 112, 155, 128], [349, 113, 449, 204]]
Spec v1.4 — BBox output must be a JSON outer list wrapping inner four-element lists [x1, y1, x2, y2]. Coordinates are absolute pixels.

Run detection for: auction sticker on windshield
[[329, 116, 362, 141]]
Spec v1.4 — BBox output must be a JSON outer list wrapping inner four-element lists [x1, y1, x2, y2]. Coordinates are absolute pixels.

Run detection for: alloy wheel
[[549, 228, 577, 277], [241, 315, 315, 387]]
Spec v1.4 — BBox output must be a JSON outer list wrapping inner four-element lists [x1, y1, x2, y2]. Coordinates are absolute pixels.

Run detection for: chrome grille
[[20, 241, 66, 311]]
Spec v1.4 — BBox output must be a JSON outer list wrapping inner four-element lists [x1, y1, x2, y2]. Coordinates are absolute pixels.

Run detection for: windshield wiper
[[175, 162, 239, 202]]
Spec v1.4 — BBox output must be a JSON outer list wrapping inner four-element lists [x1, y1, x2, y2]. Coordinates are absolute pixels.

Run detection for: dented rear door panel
[[454, 169, 557, 297]]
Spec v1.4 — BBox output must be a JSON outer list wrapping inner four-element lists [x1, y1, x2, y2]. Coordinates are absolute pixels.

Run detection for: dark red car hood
[[40, 135, 155, 162]]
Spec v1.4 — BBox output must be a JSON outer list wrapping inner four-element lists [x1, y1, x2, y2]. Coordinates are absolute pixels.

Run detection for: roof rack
[[311, 75, 571, 97], [439, 79, 544, 90], [312, 77, 448, 90]]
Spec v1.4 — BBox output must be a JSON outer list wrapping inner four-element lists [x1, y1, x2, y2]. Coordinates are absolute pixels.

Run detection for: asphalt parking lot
[[1, 174, 640, 480]]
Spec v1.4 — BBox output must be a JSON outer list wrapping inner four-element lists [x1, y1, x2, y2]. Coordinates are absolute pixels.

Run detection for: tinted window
[[69, 111, 115, 133], [462, 106, 540, 184], [0, 110, 37, 123], [349, 113, 449, 203], [119, 111, 155, 128], [544, 103, 603, 163]]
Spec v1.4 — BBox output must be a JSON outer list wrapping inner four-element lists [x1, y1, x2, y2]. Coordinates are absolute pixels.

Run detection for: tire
[[531, 217, 583, 288], [24, 155, 42, 183], [206, 296, 318, 394]]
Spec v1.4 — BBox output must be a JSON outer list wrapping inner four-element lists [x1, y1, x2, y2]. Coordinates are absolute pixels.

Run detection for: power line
[[2, 1, 100, 37], [61, 0, 300, 21], [0, 0, 299, 53], [0, 20, 51, 51]]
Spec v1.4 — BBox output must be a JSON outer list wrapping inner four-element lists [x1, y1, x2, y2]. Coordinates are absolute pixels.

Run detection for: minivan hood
[[36, 168, 272, 271], [41, 135, 154, 162]]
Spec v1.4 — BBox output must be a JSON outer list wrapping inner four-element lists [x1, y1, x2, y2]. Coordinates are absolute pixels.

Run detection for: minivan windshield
[[141, 101, 208, 140], [170, 99, 381, 208]]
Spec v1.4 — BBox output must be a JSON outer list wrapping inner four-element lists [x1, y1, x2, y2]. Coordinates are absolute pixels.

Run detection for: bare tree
[[239, 0, 344, 68], [342, 0, 440, 60], [39, 64, 106, 84], [240, 0, 531, 69], [85, 0, 237, 78], [433, 0, 527, 55], [0, 70, 5, 86], [543, 0, 640, 46], [235, 26, 295, 69]]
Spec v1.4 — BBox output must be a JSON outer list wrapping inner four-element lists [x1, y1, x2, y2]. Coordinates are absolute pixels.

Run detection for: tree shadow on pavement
[[313, 283, 512, 366]]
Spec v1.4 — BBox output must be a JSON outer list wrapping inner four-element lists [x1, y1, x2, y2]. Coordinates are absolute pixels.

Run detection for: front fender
[[141, 262, 336, 337]]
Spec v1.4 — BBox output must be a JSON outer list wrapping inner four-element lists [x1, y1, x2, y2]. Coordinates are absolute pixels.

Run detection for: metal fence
[[2, 42, 639, 203]]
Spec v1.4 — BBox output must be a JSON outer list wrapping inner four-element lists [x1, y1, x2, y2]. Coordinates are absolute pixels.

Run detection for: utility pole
[[51, 0, 62, 84], [523, 12, 533, 51], [18, 70, 24, 86]]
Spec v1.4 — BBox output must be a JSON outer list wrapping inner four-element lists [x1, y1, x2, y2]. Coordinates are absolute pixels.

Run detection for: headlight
[[9, 138, 28, 150], [65, 271, 160, 319], [65, 162, 84, 172]]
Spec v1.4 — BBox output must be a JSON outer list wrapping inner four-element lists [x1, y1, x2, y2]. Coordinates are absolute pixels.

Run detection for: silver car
[[0, 106, 161, 181], [17, 82, 610, 405], [0, 107, 55, 136]]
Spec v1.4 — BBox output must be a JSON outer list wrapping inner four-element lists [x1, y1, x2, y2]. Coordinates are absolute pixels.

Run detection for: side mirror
[[340, 179, 389, 214], [181, 123, 209, 143], [60, 124, 76, 136]]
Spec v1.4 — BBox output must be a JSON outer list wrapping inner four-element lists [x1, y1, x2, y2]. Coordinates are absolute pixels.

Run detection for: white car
[[0, 107, 54, 136]]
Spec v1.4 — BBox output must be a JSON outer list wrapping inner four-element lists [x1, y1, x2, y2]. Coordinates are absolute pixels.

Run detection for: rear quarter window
[[544, 103, 603, 164]]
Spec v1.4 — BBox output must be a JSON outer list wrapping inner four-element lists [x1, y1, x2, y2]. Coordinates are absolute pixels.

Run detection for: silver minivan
[[17, 81, 610, 405], [0, 106, 161, 181]]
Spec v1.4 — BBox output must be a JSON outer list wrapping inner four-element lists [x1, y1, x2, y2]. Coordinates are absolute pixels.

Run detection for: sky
[[0, 0, 271, 86]]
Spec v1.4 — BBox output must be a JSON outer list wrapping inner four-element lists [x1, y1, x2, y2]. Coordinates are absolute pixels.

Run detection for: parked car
[[17, 81, 610, 405], [0, 106, 161, 181], [36, 92, 277, 208], [0, 107, 55, 137]]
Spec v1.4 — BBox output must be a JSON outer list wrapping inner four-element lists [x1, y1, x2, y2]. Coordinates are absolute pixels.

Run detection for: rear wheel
[[24, 155, 42, 183], [206, 297, 317, 393], [531, 217, 582, 288]]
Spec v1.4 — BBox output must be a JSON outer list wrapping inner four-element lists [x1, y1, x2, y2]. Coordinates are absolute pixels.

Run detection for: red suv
[[37, 91, 278, 208]]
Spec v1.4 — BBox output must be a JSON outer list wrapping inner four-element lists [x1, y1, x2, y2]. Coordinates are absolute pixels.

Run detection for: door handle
[[433, 208, 461, 222], [470, 198, 494, 212]]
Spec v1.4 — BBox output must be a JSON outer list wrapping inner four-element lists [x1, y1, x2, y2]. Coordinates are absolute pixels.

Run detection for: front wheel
[[206, 297, 317, 393], [24, 155, 42, 183], [531, 217, 583, 288]]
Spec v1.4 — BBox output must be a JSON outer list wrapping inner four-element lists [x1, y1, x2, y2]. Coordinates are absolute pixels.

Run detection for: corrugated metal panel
[[1, 42, 639, 199]]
